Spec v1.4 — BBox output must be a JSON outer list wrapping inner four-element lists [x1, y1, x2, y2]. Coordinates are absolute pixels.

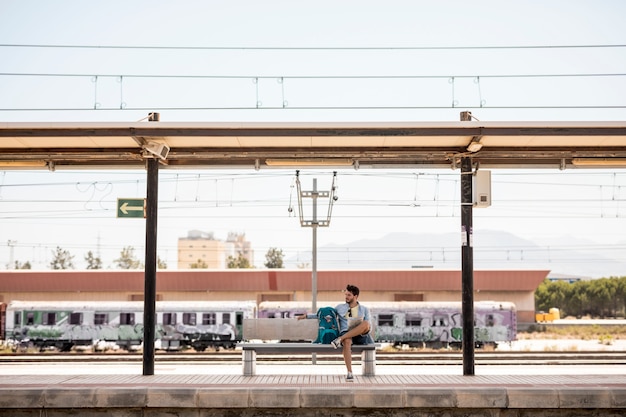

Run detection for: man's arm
[[362, 305, 371, 322]]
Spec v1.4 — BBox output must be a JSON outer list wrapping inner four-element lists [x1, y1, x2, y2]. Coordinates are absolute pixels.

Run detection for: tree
[[534, 278, 552, 313], [535, 279, 574, 317], [114, 246, 142, 269], [84, 251, 102, 270], [157, 256, 167, 270], [617, 277, 626, 318], [264, 247, 284, 269], [567, 281, 588, 318], [227, 252, 252, 269], [190, 259, 208, 269], [535, 275, 626, 319], [14, 260, 31, 269], [588, 278, 613, 318], [49, 246, 75, 270]]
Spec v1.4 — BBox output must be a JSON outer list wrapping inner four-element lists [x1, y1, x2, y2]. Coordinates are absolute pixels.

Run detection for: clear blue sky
[[0, 1, 625, 276]]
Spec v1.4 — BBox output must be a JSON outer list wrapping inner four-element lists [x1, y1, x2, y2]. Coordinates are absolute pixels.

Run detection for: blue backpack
[[314, 306, 340, 344]]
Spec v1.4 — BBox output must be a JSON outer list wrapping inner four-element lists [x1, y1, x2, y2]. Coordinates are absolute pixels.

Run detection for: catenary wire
[[1, 43, 625, 51]]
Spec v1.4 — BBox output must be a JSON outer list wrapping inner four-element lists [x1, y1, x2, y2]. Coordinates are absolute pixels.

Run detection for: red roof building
[[0, 269, 548, 324]]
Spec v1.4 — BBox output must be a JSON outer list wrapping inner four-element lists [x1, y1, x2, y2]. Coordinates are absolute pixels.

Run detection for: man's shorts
[[340, 331, 372, 345]]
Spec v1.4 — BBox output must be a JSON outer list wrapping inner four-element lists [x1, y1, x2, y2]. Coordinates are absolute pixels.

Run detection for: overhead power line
[[2, 72, 625, 79], [1, 71, 624, 113], [3, 105, 626, 112], [1, 43, 625, 51]]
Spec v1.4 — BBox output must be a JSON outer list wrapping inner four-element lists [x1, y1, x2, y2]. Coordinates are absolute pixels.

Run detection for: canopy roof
[[1, 121, 625, 169]]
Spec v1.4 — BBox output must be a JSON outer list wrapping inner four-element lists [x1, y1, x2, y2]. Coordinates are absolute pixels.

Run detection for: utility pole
[[7, 240, 16, 269], [295, 171, 338, 312], [295, 171, 338, 366]]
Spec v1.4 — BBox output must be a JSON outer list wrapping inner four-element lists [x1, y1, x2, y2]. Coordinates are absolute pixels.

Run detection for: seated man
[[298, 284, 373, 381], [332, 284, 374, 381]]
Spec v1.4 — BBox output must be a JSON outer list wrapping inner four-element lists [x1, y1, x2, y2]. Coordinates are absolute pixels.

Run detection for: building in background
[[177, 230, 253, 269], [226, 232, 254, 267]]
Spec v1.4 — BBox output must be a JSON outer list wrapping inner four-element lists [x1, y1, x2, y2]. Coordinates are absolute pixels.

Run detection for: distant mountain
[[285, 230, 626, 278]]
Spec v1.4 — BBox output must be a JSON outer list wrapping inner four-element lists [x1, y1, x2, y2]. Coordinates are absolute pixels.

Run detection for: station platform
[[1, 364, 625, 417]]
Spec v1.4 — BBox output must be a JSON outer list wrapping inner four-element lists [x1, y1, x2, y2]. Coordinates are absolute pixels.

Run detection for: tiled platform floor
[[1, 359, 625, 416], [2, 372, 626, 388], [1, 373, 625, 413]]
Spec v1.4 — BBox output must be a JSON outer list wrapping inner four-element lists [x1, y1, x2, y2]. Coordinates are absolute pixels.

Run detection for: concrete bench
[[238, 318, 378, 376]]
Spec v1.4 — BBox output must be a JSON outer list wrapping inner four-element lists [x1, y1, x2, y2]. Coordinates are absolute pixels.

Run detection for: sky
[[0, 1, 625, 277]]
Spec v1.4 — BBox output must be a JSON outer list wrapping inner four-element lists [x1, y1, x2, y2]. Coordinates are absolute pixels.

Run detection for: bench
[[237, 318, 378, 376]]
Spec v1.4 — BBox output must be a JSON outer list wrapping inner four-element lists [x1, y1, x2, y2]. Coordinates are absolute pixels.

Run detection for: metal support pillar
[[143, 157, 159, 376], [460, 156, 475, 376]]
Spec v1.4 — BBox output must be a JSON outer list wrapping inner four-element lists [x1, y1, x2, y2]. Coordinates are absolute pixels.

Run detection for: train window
[[120, 313, 135, 325], [183, 313, 196, 325], [94, 313, 108, 325], [69, 312, 83, 325], [223, 313, 231, 324], [377, 314, 394, 326], [42, 312, 56, 325], [163, 313, 177, 325], [202, 313, 216, 325], [14, 312, 21, 326], [270, 311, 291, 318], [432, 316, 448, 327], [26, 312, 34, 325], [405, 315, 423, 326], [236, 313, 243, 326]]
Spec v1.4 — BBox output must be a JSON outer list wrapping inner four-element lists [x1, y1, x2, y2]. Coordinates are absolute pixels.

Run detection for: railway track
[[2, 351, 625, 366]]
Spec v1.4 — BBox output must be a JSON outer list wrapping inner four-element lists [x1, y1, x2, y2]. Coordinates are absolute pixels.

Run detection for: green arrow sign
[[117, 198, 146, 218]]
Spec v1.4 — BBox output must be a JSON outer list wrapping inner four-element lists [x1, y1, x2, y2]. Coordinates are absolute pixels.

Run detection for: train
[[2, 299, 516, 351], [4, 300, 257, 352], [259, 300, 517, 348]]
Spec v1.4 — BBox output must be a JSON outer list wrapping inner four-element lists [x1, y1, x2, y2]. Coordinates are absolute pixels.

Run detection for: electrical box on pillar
[[473, 170, 491, 208], [143, 142, 170, 160]]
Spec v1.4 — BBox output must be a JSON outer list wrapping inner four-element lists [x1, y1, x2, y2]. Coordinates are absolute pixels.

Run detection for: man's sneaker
[[331, 337, 342, 349], [346, 372, 354, 381]]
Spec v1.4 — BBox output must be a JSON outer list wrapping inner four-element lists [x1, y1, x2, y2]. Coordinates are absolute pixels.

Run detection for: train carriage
[[258, 301, 334, 319], [257, 300, 517, 348], [5, 300, 257, 352], [369, 301, 516, 348], [155, 301, 257, 351], [0, 302, 5, 341]]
